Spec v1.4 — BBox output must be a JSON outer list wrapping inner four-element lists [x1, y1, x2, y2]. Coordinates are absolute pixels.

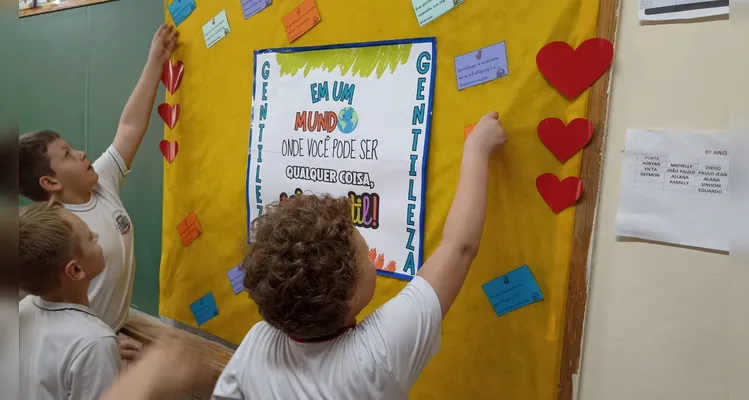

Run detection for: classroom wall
[[578, 2, 749, 400], [17, 0, 164, 316]]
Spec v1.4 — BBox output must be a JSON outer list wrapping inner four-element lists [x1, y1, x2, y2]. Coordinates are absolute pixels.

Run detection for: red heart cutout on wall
[[159, 140, 179, 163], [161, 60, 184, 95], [536, 38, 614, 100], [536, 173, 584, 214], [537, 118, 594, 163], [158, 103, 180, 129]]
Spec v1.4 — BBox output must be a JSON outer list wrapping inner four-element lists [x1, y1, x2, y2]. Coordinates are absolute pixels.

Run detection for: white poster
[[247, 38, 436, 280]]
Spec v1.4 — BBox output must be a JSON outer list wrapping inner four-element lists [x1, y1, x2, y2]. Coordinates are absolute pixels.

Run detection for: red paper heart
[[536, 173, 584, 214], [159, 140, 179, 163], [536, 38, 614, 100], [158, 103, 180, 129], [161, 60, 184, 95], [537, 118, 594, 163]]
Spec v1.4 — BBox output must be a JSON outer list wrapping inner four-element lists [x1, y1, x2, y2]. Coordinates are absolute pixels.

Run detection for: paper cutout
[[242, 0, 272, 19], [158, 103, 180, 129], [536, 38, 614, 100], [203, 10, 231, 48], [159, 140, 178, 164], [411, 0, 465, 26], [482, 265, 544, 317], [226, 264, 245, 294], [177, 212, 202, 247], [537, 118, 594, 163], [464, 123, 476, 138], [168, 0, 196, 26], [19, 0, 34, 11], [454, 41, 509, 91], [536, 173, 584, 213], [189, 292, 219, 326], [282, 0, 321, 42], [161, 60, 185, 95]]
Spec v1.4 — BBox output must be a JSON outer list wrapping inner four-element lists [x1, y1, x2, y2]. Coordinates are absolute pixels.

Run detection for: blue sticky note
[[189, 292, 219, 326], [411, 0, 465, 26], [454, 41, 509, 91], [168, 0, 196, 27], [227, 264, 245, 295], [241, 0, 272, 19], [482, 265, 543, 317]]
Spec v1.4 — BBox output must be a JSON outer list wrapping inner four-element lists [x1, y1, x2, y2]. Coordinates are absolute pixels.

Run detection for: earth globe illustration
[[337, 106, 359, 134]]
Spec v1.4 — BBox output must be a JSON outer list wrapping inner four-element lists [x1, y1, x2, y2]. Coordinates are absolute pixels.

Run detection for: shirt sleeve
[[211, 348, 246, 400], [68, 336, 121, 400], [92, 145, 130, 194], [360, 276, 443, 392]]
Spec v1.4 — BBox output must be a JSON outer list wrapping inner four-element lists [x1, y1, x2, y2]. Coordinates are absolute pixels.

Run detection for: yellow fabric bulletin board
[[159, 1, 602, 398]]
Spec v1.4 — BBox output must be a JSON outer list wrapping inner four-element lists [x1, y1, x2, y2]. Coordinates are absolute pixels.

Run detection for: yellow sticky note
[[282, 0, 321, 42]]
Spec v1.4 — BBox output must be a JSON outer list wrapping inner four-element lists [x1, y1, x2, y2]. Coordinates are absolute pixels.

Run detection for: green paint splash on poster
[[275, 44, 412, 78]]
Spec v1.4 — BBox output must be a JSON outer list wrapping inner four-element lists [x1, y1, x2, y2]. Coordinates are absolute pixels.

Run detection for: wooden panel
[[20, 0, 118, 18]]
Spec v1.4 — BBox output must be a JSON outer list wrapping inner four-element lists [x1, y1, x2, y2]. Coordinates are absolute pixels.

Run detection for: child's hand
[[118, 337, 142, 362], [134, 337, 211, 397], [466, 112, 507, 158], [148, 24, 178, 65]]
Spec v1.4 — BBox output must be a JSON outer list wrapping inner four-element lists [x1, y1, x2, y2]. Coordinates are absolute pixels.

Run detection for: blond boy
[[19, 202, 120, 400]]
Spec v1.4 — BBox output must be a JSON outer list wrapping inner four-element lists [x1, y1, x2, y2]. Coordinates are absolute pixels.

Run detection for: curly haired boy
[[213, 112, 507, 399]]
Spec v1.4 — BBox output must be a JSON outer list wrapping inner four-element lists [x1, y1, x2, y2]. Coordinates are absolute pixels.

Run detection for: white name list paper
[[616, 130, 730, 252]]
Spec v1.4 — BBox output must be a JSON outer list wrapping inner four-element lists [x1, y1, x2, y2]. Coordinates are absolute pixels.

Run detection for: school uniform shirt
[[212, 276, 443, 400], [65, 145, 134, 331], [19, 296, 120, 400]]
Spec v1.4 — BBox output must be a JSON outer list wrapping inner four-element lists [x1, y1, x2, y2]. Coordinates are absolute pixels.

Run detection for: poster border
[[246, 37, 437, 281]]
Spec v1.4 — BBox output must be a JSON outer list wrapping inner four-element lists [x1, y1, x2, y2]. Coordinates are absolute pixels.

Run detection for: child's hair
[[243, 194, 360, 340], [19, 201, 80, 296], [19, 130, 60, 201]]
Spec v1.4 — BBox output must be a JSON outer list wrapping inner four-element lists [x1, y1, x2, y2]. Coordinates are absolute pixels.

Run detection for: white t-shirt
[[212, 276, 443, 400], [65, 146, 134, 331], [19, 296, 120, 400]]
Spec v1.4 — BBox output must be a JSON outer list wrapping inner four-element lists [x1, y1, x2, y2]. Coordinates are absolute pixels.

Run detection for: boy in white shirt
[[19, 201, 120, 400], [212, 112, 507, 399], [18, 24, 178, 358]]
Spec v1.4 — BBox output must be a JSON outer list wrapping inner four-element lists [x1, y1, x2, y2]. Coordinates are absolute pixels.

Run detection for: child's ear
[[63, 260, 86, 281], [39, 175, 62, 193]]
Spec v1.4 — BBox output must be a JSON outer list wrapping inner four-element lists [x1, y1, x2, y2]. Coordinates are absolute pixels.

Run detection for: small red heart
[[536, 38, 614, 100], [158, 103, 180, 129], [159, 140, 179, 163], [537, 118, 594, 163], [536, 173, 584, 214], [161, 60, 185, 95]]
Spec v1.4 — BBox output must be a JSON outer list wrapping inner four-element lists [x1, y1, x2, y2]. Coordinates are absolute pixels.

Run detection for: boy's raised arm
[[417, 112, 507, 318], [112, 24, 178, 168]]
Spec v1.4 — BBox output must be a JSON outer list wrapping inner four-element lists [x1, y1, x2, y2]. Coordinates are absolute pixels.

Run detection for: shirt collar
[[32, 296, 97, 317]]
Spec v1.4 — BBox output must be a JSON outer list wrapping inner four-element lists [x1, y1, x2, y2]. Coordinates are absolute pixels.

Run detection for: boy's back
[[20, 294, 120, 400], [213, 277, 442, 400]]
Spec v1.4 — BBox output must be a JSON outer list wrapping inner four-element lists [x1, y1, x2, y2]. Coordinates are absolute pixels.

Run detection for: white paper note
[[616, 130, 731, 252], [202, 10, 231, 49], [639, 0, 729, 21]]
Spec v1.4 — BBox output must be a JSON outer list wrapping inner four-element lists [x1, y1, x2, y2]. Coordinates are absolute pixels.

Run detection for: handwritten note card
[[202, 10, 231, 49], [242, 0, 272, 19], [411, 0, 465, 26], [454, 41, 509, 91], [282, 0, 321, 42], [482, 265, 544, 317], [177, 212, 203, 247], [168, 0, 196, 26], [226, 264, 245, 295], [190, 292, 219, 326]]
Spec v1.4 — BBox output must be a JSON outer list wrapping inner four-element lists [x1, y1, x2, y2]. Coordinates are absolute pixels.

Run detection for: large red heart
[[159, 140, 178, 163], [536, 173, 584, 214], [161, 60, 184, 95], [158, 103, 180, 129], [536, 38, 614, 100], [537, 118, 594, 163]]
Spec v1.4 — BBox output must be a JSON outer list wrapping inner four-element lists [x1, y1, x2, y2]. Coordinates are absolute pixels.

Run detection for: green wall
[[18, 0, 164, 316]]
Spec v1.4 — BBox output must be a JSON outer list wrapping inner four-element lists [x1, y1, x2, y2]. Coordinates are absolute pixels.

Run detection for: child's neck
[[57, 189, 92, 205], [40, 285, 90, 307]]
